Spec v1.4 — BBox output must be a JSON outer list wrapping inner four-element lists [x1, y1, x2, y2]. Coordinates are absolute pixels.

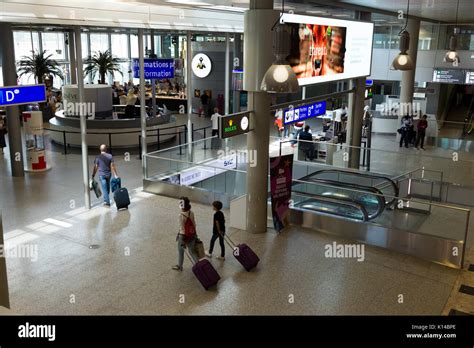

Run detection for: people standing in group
[[298, 125, 315, 161], [210, 107, 222, 149], [205, 201, 226, 261], [173, 197, 199, 271], [399, 114, 412, 148], [91, 144, 119, 207], [415, 115, 428, 150], [0, 115, 7, 154]]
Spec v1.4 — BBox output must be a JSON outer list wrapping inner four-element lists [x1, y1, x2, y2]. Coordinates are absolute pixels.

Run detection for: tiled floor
[[0, 115, 472, 315]]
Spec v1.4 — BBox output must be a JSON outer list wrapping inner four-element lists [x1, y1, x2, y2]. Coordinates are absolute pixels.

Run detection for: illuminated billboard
[[281, 13, 374, 86]]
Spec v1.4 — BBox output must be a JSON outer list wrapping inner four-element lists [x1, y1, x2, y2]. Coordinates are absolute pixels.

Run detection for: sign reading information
[[133, 58, 175, 79], [0, 84, 46, 107]]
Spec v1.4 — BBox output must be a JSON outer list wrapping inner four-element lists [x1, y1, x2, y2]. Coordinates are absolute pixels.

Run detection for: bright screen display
[[281, 13, 374, 86]]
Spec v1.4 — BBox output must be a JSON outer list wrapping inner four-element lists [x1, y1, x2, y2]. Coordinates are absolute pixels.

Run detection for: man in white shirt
[[210, 107, 222, 149]]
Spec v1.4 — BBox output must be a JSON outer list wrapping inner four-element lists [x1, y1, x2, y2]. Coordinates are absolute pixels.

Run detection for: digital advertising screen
[[281, 13, 374, 86]]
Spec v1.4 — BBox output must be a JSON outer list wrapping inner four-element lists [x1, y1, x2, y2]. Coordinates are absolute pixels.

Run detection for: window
[[373, 26, 391, 49], [13, 31, 40, 60], [418, 22, 438, 50], [130, 34, 139, 59], [42, 32, 66, 60], [81, 33, 89, 59], [111, 34, 129, 58], [90, 33, 109, 55]]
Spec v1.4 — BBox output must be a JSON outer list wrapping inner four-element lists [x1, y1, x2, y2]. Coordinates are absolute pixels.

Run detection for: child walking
[[205, 201, 226, 260]]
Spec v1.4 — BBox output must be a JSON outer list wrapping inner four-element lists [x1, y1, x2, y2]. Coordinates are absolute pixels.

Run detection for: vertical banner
[[270, 154, 294, 232]]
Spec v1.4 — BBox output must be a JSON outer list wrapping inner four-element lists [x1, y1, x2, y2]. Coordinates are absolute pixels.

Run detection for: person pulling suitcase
[[172, 197, 199, 271], [91, 144, 119, 207], [205, 201, 226, 260]]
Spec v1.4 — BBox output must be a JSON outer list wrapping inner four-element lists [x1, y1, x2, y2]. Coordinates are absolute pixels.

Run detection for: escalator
[[291, 169, 399, 222]]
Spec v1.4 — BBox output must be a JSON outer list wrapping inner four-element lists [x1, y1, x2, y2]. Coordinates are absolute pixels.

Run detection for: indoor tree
[[17, 50, 64, 84], [84, 50, 125, 84]]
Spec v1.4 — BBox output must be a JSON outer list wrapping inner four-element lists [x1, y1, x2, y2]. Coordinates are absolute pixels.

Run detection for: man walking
[[91, 144, 118, 207], [210, 107, 221, 149]]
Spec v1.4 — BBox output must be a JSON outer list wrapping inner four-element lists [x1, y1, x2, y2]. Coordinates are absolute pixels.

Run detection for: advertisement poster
[[289, 24, 347, 79], [270, 154, 294, 232], [282, 13, 374, 85]]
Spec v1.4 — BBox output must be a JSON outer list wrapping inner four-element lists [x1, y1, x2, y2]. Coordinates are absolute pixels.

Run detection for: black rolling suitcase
[[114, 187, 130, 210]]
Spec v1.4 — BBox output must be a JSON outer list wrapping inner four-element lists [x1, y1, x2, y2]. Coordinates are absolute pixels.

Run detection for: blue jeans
[[291, 129, 302, 145], [177, 234, 198, 268], [99, 175, 111, 204]]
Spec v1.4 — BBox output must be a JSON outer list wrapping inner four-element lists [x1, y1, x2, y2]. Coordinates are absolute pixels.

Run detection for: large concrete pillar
[[346, 11, 371, 170], [186, 31, 193, 159], [0, 23, 25, 177], [74, 27, 91, 209], [399, 19, 420, 117], [138, 29, 147, 177], [244, 0, 277, 233], [225, 33, 230, 115]]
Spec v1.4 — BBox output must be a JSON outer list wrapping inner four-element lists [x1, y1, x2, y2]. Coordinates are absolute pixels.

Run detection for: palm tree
[[17, 50, 64, 84], [84, 50, 125, 84]]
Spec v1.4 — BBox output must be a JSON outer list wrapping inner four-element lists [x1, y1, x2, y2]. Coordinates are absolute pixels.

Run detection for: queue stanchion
[[138, 135, 142, 160], [108, 133, 113, 155], [62, 130, 67, 155], [203, 127, 207, 150], [178, 130, 183, 156], [157, 129, 160, 151], [191, 123, 194, 142]]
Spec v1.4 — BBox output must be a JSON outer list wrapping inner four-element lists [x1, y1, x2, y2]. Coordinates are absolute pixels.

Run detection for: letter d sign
[[6, 90, 15, 102]]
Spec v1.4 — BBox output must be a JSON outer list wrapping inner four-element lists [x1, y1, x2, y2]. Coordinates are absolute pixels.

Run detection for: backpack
[[182, 213, 196, 243]]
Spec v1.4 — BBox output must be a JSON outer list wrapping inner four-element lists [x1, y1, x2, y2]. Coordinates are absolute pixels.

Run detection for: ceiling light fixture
[[261, 0, 299, 93], [444, 0, 461, 65], [391, 0, 414, 71]]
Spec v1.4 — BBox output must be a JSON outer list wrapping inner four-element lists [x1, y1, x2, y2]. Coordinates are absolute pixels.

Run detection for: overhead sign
[[0, 84, 46, 107], [219, 112, 250, 139], [432, 69, 464, 84], [283, 101, 327, 125], [192, 53, 212, 78], [281, 13, 374, 86], [465, 71, 474, 85], [132, 58, 175, 79]]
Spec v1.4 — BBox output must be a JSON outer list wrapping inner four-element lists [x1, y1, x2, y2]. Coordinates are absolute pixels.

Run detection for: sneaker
[[421, 147, 425, 150], [104, 202, 111, 207], [205, 251, 212, 258], [216, 256, 225, 260], [172, 265, 183, 271]]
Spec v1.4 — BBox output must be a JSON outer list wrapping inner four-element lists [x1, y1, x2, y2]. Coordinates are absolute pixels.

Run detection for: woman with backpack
[[172, 197, 199, 271]]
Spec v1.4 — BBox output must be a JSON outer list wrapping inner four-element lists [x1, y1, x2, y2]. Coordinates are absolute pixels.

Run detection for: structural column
[[399, 18, 420, 117], [244, 0, 277, 233], [74, 27, 90, 209], [225, 33, 231, 115], [0, 23, 25, 177], [68, 31, 77, 85], [186, 31, 193, 159], [346, 11, 371, 170], [232, 34, 243, 113], [138, 29, 147, 178]]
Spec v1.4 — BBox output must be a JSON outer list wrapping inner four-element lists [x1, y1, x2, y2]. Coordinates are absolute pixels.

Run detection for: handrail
[[292, 190, 369, 222], [302, 169, 397, 208], [296, 177, 386, 220]]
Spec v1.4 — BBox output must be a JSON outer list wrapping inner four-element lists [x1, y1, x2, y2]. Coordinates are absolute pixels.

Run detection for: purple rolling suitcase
[[225, 235, 260, 272], [186, 249, 220, 290]]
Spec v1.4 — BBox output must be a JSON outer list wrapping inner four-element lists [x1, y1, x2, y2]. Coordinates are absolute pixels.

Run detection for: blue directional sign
[[283, 101, 327, 125], [132, 58, 175, 79], [0, 84, 47, 107]]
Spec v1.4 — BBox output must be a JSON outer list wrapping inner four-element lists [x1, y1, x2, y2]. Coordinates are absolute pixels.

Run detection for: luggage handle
[[222, 232, 239, 252]]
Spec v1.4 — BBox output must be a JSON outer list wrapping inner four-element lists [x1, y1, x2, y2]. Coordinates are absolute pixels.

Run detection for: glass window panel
[[113, 62, 131, 85], [111, 34, 129, 58], [130, 34, 138, 58], [42, 32, 66, 60], [81, 33, 89, 59], [13, 31, 40, 60], [390, 25, 404, 49], [418, 22, 438, 50], [373, 26, 391, 49], [90, 33, 109, 55]]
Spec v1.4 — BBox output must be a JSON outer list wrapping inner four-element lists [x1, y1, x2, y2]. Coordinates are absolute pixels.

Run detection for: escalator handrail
[[303, 169, 399, 207], [292, 190, 369, 222], [297, 178, 386, 220]]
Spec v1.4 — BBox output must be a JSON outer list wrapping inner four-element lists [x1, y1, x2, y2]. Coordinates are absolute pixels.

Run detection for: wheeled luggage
[[224, 234, 260, 272], [111, 177, 121, 193], [114, 187, 130, 210], [186, 248, 220, 290]]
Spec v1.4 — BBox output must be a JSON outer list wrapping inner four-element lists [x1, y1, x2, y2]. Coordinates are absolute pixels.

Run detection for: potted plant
[[84, 50, 125, 84], [17, 50, 64, 84]]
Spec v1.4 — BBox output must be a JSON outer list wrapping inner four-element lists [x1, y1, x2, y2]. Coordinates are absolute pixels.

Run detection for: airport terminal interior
[[0, 0, 474, 316]]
